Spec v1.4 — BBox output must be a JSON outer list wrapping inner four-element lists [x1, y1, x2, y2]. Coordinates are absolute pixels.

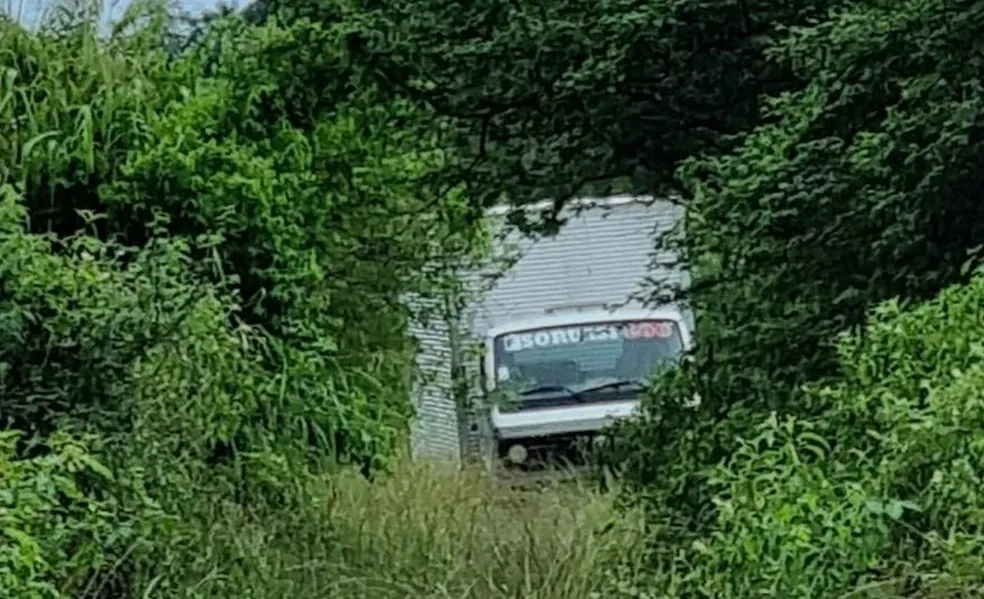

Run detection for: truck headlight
[[506, 443, 528, 464]]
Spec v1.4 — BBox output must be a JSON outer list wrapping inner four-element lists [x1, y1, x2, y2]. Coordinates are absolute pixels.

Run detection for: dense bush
[[340, 0, 843, 209], [0, 3, 494, 596], [592, 0, 984, 593], [600, 272, 984, 597], [0, 429, 157, 599]]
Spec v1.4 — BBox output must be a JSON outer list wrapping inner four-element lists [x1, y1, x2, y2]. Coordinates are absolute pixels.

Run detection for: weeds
[[146, 464, 647, 599]]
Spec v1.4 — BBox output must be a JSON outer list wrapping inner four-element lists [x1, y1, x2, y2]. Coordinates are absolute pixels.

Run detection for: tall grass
[[156, 463, 648, 599]]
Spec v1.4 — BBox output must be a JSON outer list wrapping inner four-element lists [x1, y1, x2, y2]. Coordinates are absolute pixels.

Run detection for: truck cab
[[482, 305, 692, 471]]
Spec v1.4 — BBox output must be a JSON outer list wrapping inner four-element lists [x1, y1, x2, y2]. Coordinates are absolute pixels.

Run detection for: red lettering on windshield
[[623, 321, 675, 339]]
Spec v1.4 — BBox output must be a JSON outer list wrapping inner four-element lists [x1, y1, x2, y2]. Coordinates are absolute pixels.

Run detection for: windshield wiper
[[578, 380, 646, 395], [520, 384, 586, 402]]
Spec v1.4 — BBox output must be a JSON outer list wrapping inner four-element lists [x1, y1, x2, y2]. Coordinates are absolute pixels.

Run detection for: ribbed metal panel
[[471, 198, 685, 333], [407, 295, 462, 462], [408, 197, 687, 463]]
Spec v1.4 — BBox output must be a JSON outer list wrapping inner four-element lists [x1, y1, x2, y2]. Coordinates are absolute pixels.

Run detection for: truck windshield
[[492, 320, 684, 396]]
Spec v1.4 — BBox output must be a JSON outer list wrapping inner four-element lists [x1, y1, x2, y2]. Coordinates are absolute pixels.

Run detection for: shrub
[[0, 429, 160, 599], [607, 3, 984, 586], [0, 5, 490, 597], [615, 271, 984, 597]]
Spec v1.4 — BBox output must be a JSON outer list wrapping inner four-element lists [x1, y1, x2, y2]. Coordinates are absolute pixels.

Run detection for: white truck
[[409, 195, 692, 472]]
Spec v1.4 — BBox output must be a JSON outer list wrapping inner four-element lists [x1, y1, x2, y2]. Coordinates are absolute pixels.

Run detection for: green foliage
[[822, 274, 984, 554], [598, 0, 984, 583], [692, 417, 889, 597], [609, 271, 984, 597], [97, 12, 485, 471], [673, 0, 984, 395], [0, 1, 491, 595], [0, 429, 160, 599], [335, 0, 838, 220], [8, 0, 984, 595], [1, 0, 483, 468]]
